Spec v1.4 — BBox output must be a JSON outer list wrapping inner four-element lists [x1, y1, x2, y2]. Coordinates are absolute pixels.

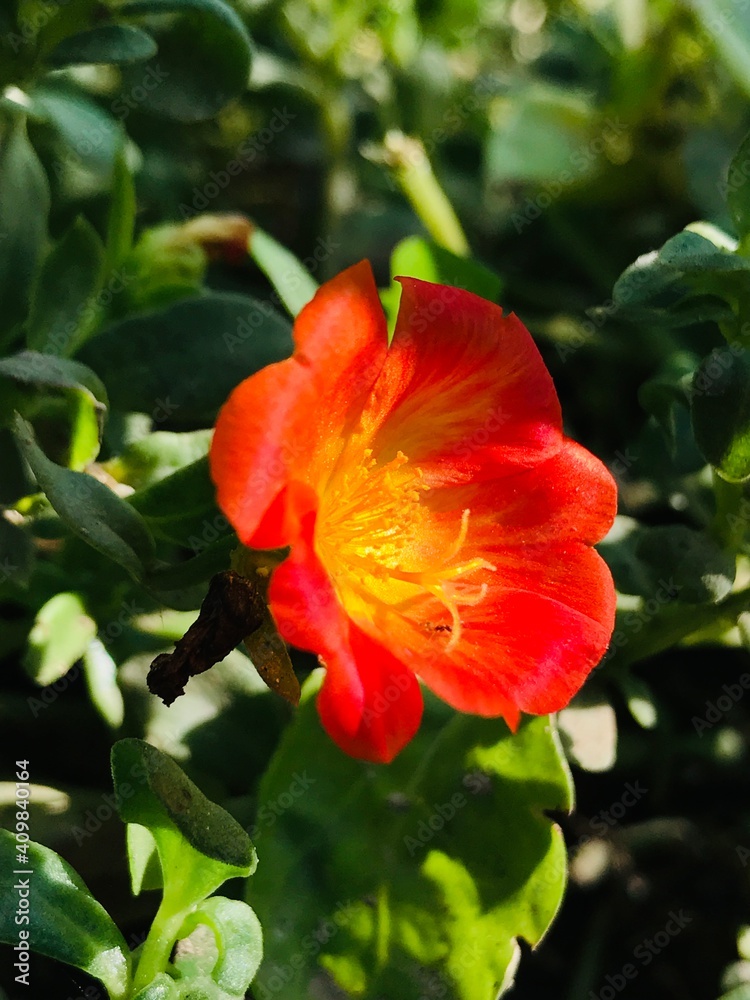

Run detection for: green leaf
[[0, 117, 50, 340], [33, 85, 121, 178], [12, 414, 155, 578], [24, 592, 97, 686], [612, 229, 750, 322], [0, 830, 131, 1000], [132, 974, 179, 999], [485, 86, 595, 185], [637, 352, 697, 455], [105, 144, 138, 277], [177, 897, 263, 995], [692, 0, 750, 99], [0, 350, 108, 468], [634, 525, 736, 604], [127, 824, 163, 895], [47, 24, 158, 66], [112, 738, 257, 914], [249, 226, 318, 317], [0, 351, 107, 415], [108, 429, 212, 491], [251, 673, 572, 1000], [82, 638, 125, 729], [26, 217, 106, 356], [79, 293, 293, 424], [599, 518, 736, 603], [691, 346, 750, 482], [726, 130, 750, 239], [120, 0, 252, 122], [128, 456, 226, 546]]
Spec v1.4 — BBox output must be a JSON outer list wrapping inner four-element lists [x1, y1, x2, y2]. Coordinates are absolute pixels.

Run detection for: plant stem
[[132, 900, 187, 992], [380, 131, 470, 256], [320, 91, 357, 248]]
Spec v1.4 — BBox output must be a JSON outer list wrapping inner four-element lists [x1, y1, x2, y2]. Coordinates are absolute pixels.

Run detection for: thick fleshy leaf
[[83, 638, 125, 729], [108, 429, 212, 491], [112, 738, 256, 915], [13, 414, 155, 578], [0, 349, 108, 468], [47, 24, 158, 67], [249, 226, 319, 317], [128, 456, 228, 547], [250, 675, 572, 1000], [80, 293, 292, 425], [0, 117, 50, 339], [104, 145, 137, 277], [26, 216, 105, 355], [120, 0, 252, 121], [33, 85, 121, 178], [691, 346, 750, 482], [0, 830, 131, 1000], [23, 591, 97, 686], [176, 896, 263, 995], [612, 229, 750, 323]]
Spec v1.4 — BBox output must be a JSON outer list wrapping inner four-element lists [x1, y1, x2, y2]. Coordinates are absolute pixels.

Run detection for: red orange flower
[[210, 262, 617, 762]]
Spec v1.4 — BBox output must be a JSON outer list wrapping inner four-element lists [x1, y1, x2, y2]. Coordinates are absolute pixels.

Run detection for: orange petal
[[356, 278, 562, 483], [418, 438, 617, 558], [210, 261, 388, 548], [364, 541, 614, 723], [268, 512, 423, 762]]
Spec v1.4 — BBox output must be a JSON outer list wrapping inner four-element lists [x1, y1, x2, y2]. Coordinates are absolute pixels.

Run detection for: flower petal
[[210, 261, 388, 547], [268, 513, 423, 763], [357, 278, 562, 483], [318, 625, 424, 764], [365, 541, 614, 723], [416, 438, 617, 559]]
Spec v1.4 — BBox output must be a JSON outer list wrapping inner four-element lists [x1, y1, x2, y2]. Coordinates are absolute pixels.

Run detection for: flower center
[[315, 449, 495, 650]]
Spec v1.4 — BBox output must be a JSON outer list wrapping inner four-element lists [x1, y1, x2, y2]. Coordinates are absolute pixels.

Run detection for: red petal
[[268, 513, 423, 763], [357, 278, 562, 483], [420, 438, 617, 553], [361, 541, 615, 724], [317, 624, 423, 764], [210, 261, 387, 547]]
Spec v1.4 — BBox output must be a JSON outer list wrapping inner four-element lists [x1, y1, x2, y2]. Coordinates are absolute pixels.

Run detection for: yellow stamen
[[316, 450, 494, 648]]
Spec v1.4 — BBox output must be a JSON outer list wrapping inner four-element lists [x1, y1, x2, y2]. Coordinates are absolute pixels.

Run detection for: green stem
[[320, 91, 356, 243], [132, 900, 188, 992], [381, 131, 469, 257], [619, 586, 750, 667]]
